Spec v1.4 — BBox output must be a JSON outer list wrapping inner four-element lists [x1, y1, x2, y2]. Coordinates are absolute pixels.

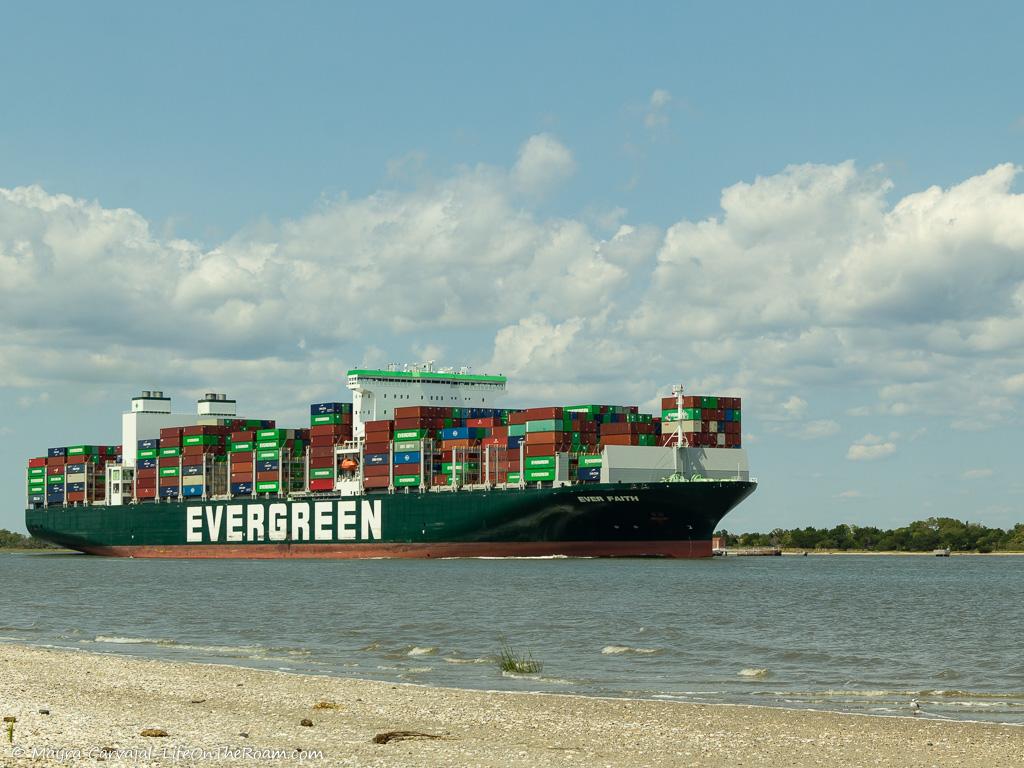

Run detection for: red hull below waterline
[[76, 539, 714, 559]]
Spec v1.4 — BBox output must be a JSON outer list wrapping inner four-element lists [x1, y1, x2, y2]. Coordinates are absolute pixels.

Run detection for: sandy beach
[[0, 643, 1020, 767]]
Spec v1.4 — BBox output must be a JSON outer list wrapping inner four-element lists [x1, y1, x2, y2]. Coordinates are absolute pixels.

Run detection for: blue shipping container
[[29, 494, 45, 504], [182, 484, 204, 497], [137, 438, 160, 450], [257, 459, 279, 472], [577, 467, 601, 481], [230, 482, 253, 494], [46, 492, 65, 503], [66, 482, 85, 492], [182, 464, 203, 476], [159, 486, 180, 498], [441, 427, 471, 440], [507, 436, 524, 449], [364, 453, 388, 465], [393, 451, 421, 465], [47, 447, 67, 457], [137, 458, 157, 469], [65, 463, 86, 474]]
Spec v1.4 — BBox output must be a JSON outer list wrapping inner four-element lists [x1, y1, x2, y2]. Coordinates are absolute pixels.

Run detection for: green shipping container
[[441, 462, 479, 472], [639, 434, 656, 446], [28, 467, 45, 478], [229, 442, 253, 453], [525, 456, 555, 469], [394, 474, 421, 487], [310, 413, 341, 426], [47, 475, 65, 485], [701, 396, 718, 409], [257, 440, 283, 450], [566, 404, 602, 415], [159, 447, 181, 457], [579, 454, 603, 467], [183, 434, 222, 447], [256, 481, 279, 493], [256, 449, 280, 461], [159, 467, 180, 477], [28, 482, 45, 493], [732, 410, 741, 421], [310, 468, 334, 479], [524, 468, 556, 482], [66, 445, 95, 456], [394, 429, 428, 441], [526, 419, 560, 433], [507, 424, 527, 437], [137, 448, 158, 459]]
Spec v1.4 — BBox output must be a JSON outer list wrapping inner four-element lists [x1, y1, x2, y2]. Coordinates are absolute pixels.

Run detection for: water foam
[[601, 645, 660, 655], [738, 667, 770, 678], [407, 646, 437, 656]]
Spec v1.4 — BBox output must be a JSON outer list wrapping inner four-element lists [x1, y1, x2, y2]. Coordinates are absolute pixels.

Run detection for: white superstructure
[[121, 391, 239, 467], [346, 363, 506, 438]]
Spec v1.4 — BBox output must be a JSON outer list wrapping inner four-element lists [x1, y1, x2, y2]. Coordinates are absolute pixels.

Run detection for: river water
[[1, 552, 1022, 723]]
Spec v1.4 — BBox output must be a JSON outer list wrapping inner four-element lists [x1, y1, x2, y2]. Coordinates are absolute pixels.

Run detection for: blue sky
[[2, 2, 1023, 533]]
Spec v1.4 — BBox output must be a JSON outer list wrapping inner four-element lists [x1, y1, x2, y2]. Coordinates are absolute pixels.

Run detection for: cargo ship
[[24, 366, 755, 558]]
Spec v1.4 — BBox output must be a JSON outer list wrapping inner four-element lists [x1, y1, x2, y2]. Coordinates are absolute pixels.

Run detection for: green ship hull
[[26, 481, 756, 559]]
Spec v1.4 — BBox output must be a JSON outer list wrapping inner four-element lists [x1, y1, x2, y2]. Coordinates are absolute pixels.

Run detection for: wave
[[407, 646, 437, 656], [601, 645, 660, 655], [89, 635, 307, 658], [738, 667, 770, 678], [443, 656, 492, 665]]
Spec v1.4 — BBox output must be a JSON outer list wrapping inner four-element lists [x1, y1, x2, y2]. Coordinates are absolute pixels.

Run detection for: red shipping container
[[230, 471, 253, 484], [309, 445, 334, 459], [46, 456, 64, 467], [310, 424, 350, 438], [158, 456, 179, 467], [231, 430, 255, 441], [256, 471, 278, 482], [364, 420, 394, 433], [310, 434, 339, 447], [159, 426, 184, 439], [440, 439, 477, 449], [394, 406, 430, 419], [363, 441, 390, 455], [525, 443, 567, 457], [362, 476, 389, 489], [47, 465, 63, 475], [601, 434, 639, 446], [66, 491, 85, 502], [524, 433, 567, 445], [159, 476, 180, 487], [28, 457, 47, 468], [309, 478, 334, 491], [309, 456, 334, 469], [466, 417, 499, 428], [136, 487, 156, 499], [363, 464, 390, 478], [481, 437, 504, 447], [161, 436, 182, 448]]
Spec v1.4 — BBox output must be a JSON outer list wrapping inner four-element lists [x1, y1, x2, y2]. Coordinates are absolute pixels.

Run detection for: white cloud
[[511, 134, 575, 194], [846, 434, 897, 461], [963, 468, 994, 479], [798, 419, 840, 439], [3, 153, 1024, 427], [645, 89, 672, 128]]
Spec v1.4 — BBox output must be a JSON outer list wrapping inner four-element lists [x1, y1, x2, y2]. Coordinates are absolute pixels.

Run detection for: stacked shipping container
[[26, 445, 120, 505], [659, 395, 742, 448], [308, 402, 354, 491]]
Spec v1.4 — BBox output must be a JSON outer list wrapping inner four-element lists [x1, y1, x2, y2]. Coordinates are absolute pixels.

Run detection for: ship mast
[[673, 384, 688, 449]]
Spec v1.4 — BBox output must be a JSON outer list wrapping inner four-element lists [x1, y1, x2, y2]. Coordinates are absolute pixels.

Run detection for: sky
[[2, 1, 1024, 534]]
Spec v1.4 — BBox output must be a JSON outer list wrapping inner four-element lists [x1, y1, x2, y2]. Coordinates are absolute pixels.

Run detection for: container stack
[[27, 445, 119, 506], [362, 419, 395, 490], [226, 419, 278, 496], [308, 402, 354, 492], [660, 395, 742, 448], [157, 427, 185, 499], [180, 425, 230, 498]]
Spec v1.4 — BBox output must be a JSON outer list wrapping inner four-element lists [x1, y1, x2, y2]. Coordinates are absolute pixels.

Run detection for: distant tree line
[[0, 529, 57, 549], [715, 517, 1024, 553]]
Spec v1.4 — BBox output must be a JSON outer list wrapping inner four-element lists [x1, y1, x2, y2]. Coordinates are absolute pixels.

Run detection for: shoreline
[[1, 643, 1021, 766]]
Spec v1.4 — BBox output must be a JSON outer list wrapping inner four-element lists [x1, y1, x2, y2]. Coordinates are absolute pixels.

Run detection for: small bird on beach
[[910, 698, 921, 716]]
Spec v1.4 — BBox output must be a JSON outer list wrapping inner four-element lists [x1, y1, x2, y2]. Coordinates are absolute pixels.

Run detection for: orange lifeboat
[[340, 458, 358, 471]]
